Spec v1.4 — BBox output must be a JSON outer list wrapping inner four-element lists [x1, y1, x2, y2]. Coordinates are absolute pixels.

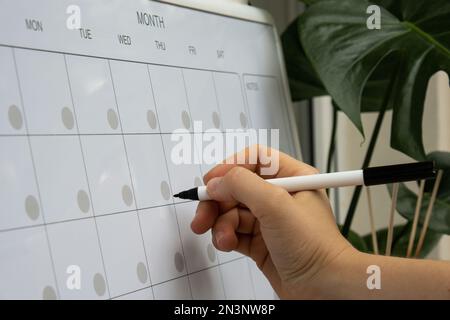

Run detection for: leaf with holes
[[282, 15, 394, 113], [300, 0, 450, 160]]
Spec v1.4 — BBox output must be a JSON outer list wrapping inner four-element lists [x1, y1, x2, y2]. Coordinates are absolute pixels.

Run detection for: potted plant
[[281, 0, 450, 257]]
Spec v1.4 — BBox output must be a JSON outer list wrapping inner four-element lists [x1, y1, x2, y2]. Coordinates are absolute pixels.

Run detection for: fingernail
[[207, 177, 222, 196], [215, 232, 225, 247]]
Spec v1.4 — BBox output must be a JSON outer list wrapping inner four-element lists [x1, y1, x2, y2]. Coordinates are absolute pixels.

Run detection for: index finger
[[203, 145, 318, 184]]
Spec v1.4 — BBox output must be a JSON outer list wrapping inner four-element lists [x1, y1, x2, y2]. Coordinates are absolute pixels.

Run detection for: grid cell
[[139, 206, 187, 284], [176, 202, 218, 273], [0, 47, 25, 134], [66, 56, 119, 134], [124, 134, 173, 208], [109, 60, 159, 134], [0, 136, 42, 230], [96, 211, 150, 297], [213, 73, 249, 130], [148, 65, 192, 133], [0, 227, 57, 300], [30, 136, 92, 223], [183, 69, 222, 131], [14, 49, 75, 134], [81, 135, 135, 216], [47, 218, 108, 299]]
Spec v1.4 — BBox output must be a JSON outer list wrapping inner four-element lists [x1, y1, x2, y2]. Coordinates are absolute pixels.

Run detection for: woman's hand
[[190, 146, 355, 299]]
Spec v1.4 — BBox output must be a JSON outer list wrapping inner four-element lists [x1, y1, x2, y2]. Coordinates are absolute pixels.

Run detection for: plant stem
[[341, 67, 399, 237], [326, 105, 338, 196]]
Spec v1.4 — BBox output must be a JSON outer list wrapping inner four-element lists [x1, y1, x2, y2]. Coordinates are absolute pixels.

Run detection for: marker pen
[[174, 161, 436, 201]]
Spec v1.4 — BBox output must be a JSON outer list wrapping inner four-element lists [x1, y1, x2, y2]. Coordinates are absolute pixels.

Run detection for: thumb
[[206, 167, 294, 224]]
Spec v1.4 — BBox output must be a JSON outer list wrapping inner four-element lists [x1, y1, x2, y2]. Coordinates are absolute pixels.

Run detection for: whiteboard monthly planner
[[0, 0, 299, 299]]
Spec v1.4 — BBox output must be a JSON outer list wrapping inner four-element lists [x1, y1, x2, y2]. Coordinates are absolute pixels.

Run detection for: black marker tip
[[173, 188, 199, 201]]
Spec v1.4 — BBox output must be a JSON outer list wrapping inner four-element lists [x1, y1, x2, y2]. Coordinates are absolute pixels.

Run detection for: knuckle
[[225, 166, 247, 186]]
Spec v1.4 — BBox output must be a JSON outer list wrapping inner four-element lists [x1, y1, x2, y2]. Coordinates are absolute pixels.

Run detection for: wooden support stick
[[414, 170, 444, 258], [406, 180, 425, 258], [385, 183, 399, 256], [366, 187, 379, 255]]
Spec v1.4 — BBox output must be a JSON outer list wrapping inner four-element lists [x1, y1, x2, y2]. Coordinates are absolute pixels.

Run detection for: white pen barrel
[[197, 170, 364, 201], [266, 170, 364, 192], [197, 186, 210, 201]]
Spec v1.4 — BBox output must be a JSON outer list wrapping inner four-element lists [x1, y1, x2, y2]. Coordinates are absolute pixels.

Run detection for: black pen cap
[[363, 161, 436, 186]]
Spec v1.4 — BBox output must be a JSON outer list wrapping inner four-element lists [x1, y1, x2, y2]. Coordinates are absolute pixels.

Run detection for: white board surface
[[0, 0, 297, 299]]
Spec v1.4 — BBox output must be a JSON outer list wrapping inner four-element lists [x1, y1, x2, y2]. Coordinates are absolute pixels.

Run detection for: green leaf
[[359, 58, 395, 112], [338, 226, 369, 252], [363, 223, 441, 258], [392, 183, 450, 235], [281, 17, 327, 101], [300, 0, 450, 160], [282, 16, 393, 112]]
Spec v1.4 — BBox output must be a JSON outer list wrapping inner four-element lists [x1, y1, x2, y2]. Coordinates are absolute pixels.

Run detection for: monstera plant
[[281, 0, 450, 257]]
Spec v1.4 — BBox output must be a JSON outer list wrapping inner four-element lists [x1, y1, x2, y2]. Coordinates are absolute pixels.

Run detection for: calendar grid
[[11, 47, 61, 299], [0, 200, 195, 234], [63, 53, 112, 299], [108, 59, 156, 300], [180, 67, 228, 298], [197, 71, 229, 299], [110, 255, 249, 300], [0, 44, 278, 300], [0, 0, 293, 300], [149, 66, 196, 299]]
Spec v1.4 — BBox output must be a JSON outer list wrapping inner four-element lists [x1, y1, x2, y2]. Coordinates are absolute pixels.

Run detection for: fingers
[[211, 208, 256, 252], [206, 166, 293, 223], [210, 210, 239, 252], [191, 201, 219, 235], [193, 202, 257, 252], [192, 201, 255, 234]]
